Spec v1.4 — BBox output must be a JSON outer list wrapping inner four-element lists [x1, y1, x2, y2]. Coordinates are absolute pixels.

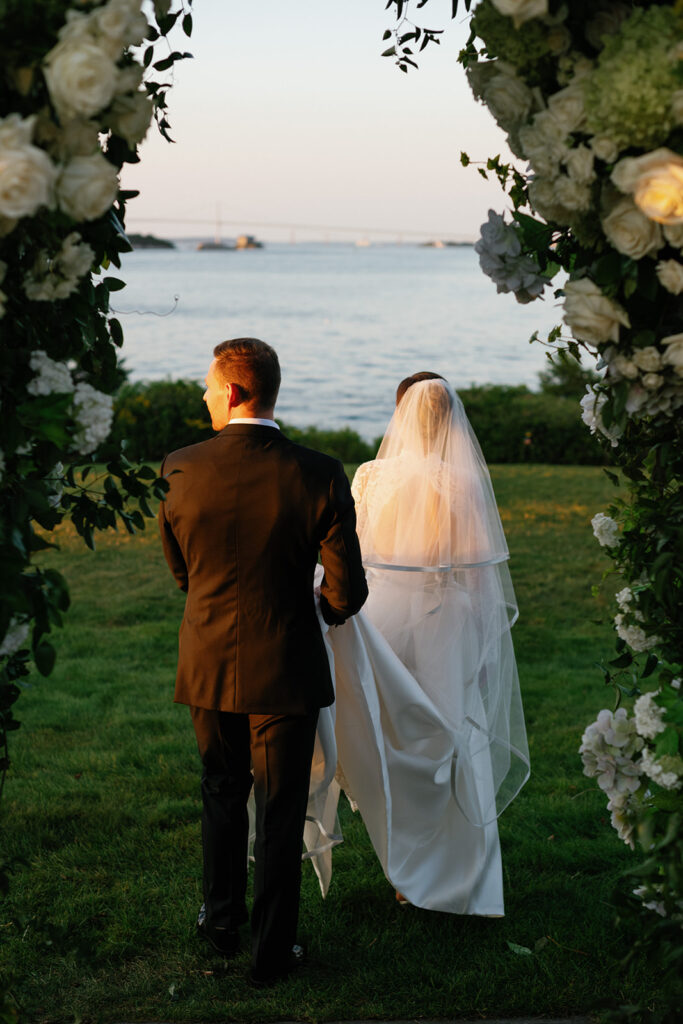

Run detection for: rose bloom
[[656, 259, 683, 294], [563, 278, 630, 344], [547, 85, 587, 135], [632, 346, 662, 373], [590, 136, 619, 164], [564, 145, 595, 184], [44, 37, 118, 121], [0, 143, 56, 219], [56, 152, 119, 221], [483, 69, 533, 128], [602, 197, 663, 259], [662, 334, 683, 376], [491, 0, 548, 29], [107, 91, 153, 147], [664, 222, 683, 248], [612, 148, 683, 225]]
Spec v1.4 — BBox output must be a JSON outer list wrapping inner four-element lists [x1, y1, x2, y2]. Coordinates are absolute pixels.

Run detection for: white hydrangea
[[614, 614, 661, 653], [26, 350, 74, 396], [640, 748, 682, 791], [633, 884, 668, 919], [72, 382, 114, 454], [581, 387, 622, 447], [615, 586, 632, 612], [608, 791, 638, 847], [24, 231, 94, 301], [474, 210, 548, 304], [633, 691, 666, 740], [580, 709, 643, 789], [592, 512, 619, 547], [0, 617, 30, 658]]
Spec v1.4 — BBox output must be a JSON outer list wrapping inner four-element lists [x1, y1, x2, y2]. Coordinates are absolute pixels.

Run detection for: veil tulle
[[353, 379, 529, 825]]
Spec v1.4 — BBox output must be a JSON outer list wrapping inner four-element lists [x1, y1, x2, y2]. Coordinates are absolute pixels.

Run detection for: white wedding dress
[[298, 380, 530, 915]]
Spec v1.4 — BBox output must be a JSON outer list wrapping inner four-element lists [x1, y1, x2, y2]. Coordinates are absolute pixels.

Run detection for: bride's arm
[[351, 461, 372, 506]]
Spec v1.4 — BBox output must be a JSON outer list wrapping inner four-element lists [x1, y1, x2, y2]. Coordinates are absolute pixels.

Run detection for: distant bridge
[[126, 214, 471, 243]]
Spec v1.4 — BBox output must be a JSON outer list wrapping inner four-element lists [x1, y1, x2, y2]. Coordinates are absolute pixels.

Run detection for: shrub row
[[108, 378, 605, 465]]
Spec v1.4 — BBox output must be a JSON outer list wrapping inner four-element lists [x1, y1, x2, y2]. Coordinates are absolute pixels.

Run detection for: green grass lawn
[[0, 465, 659, 1022]]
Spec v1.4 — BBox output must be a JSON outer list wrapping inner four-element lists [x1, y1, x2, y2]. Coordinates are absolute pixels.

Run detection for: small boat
[[235, 234, 264, 249]]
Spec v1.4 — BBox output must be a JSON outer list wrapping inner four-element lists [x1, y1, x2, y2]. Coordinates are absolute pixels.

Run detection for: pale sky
[[123, 0, 516, 241]]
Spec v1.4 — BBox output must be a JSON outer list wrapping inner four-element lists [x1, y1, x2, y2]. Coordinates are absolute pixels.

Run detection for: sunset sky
[[123, 0, 516, 241]]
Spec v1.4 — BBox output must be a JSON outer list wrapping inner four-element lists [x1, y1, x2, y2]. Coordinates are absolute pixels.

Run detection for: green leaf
[[103, 277, 126, 292], [655, 727, 679, 759], [109, 317, 124, 347], [507, 941, 533, 956], [381, 46, 396, 56], [33, 641, 56, 677], [460, 151, 470, 167], [642, 654, 659, 679]]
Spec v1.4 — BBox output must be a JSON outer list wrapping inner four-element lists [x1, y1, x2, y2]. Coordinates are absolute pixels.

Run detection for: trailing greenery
[[0, 465, 661, 1021]]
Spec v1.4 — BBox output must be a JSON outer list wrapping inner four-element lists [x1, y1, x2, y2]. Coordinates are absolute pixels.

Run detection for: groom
[[159, 337, 368, 985]]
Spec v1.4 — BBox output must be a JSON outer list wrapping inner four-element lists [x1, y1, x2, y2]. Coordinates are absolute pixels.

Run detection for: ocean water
[[114, 241, 564, 440]]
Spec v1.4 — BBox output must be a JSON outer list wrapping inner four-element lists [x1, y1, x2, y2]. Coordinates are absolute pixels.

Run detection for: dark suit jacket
[[159, 424, 368, 714]]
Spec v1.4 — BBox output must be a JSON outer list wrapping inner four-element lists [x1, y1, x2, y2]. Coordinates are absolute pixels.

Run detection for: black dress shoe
[[196, 919, 240, 959], [248, 944, 306, 988]]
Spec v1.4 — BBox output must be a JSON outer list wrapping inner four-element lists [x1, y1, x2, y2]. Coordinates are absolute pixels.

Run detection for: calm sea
[[115, 241, 564, 440]]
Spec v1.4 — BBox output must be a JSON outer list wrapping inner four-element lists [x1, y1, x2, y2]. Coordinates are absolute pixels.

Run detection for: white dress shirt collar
[[227, 417, 280, 429]]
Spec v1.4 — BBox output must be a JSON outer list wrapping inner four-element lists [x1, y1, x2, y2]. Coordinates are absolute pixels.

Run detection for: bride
[[278, 374, 528, 914]]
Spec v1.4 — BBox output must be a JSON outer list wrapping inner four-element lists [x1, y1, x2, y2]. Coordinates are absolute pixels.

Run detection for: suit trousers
[[190, 706, 319, 976]]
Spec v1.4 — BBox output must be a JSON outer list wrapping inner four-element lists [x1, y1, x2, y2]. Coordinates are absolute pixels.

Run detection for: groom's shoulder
[[280, 435, 343, 478], [161, 435, 220, 471]]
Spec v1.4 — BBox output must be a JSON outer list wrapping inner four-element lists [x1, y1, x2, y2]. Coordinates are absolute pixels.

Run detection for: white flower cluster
[[26, 350, 74, 396], [581, 388, 622, 447], [633, 691, 666, 740], [579, 707, 644, 846], [474, 210, 548, 304], [640, 748, 683, 792], [24, 231, 94, 301], [0, 617, 30, 659], [591, 512, 619, 547], [0, 0, 153, 232], [72, 382, 114, 454], [25, 353, 113, 454], [466, 3, 683, 431], [612, 585, 662, 653]]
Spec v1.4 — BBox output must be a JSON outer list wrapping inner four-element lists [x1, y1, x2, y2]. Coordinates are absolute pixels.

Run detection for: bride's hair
[[396, 370, 445, 406]]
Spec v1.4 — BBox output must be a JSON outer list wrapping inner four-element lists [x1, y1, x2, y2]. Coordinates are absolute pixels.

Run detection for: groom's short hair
[[396, 371, 445, 406], [213, 338, 281, 409]]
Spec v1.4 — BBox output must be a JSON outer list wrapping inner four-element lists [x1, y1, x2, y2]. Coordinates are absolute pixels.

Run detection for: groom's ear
[[225, 382, 240, 410]]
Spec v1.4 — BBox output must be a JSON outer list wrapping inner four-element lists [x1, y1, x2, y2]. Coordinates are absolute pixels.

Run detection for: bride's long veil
[[354, 379, 529, 824]]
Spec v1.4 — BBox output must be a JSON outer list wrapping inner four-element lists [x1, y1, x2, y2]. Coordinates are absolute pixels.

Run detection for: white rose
[[0, 113, 36, 149], [664, 222, 683, 248], [609, 354, 639, 380], [590, 136, 619, 164], [95, 0, 149, 54], [519, 118, 567, 178], [641, 373, 662, 391], [563, 145, 595, 184], [661, 334, 683, 377], [632, 346, 662, 373], [0, 143, 56, 220], [547, 85, 586, 135], [56, 118, 100, 159], [482, 70, 533, 128], [612, 149, 683, 225], [555, 175, 592, 212], [656, 259, 683, 294], [466, 60, 497, 102], [490, 0, 548, 29], [528, 176, 572, 224], [57, 153, 119, 221], [592, 512, 620, 547], [44, 37, 118, 121], [563, 278, 630, 344], [106, 91, 153, 147], [601, 197, 663, 259]]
